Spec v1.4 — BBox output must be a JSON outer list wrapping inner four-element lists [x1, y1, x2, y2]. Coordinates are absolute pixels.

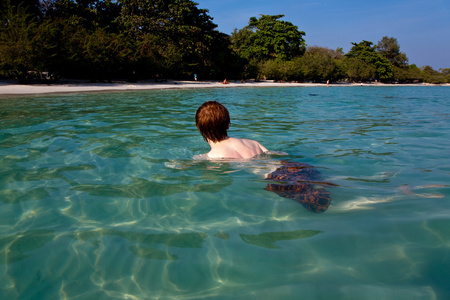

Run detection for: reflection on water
[[0, 87, 450, 299], [240, 229, 322, 249], [0, 229, 55, 264], [70, 229, 208, 261]]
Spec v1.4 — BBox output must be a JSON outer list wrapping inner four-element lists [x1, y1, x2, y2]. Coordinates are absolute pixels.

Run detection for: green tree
[[346, 57, 376, 82], [116, 0, 230, 78], [407, 64, 423, 82], [44, 0, 120, 30], [34, 16, 90, 79], [422, 66, 446, 83], [440, 68, 450, 83], [258, 60, 286, 81], [392, 64, 424, 83], [345, 40, 393, 81], [375, 36, 408, 67], [230, 27, 253, 60], [0, 2, 38, 82], [257, 59, 302, 81], [81, 29, 131, 81], [300, 46, 346, 82], [32, 0, 124, 80], [231, 14, 306, 62], [0, 0, 42, 20]]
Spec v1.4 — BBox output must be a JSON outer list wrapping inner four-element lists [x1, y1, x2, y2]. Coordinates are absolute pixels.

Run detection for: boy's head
[[195, 101, 230, 143]]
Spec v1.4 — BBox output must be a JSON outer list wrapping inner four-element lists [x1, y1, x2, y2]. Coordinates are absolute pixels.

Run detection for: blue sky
[[196, 0, 449, 70]]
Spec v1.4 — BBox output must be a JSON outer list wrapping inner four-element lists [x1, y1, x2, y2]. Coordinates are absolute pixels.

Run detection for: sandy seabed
[[0, 80, 444, 97]]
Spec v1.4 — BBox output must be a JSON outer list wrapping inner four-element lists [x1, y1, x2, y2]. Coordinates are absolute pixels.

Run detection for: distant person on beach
[[195, 101, 268, 159], [222, 79, 229, 84]]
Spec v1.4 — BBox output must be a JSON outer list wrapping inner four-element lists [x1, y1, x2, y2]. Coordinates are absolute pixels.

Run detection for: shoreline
[[0, 80, 447, 97]]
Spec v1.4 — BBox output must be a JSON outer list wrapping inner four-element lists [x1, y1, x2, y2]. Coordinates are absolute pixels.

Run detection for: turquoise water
[[0, 86, 449, 299]]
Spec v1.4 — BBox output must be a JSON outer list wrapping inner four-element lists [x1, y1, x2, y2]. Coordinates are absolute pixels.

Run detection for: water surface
[[1, 86, 449, 299]]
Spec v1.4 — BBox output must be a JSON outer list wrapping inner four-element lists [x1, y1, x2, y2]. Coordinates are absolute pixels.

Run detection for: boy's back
[[207, 137, 268, 159]]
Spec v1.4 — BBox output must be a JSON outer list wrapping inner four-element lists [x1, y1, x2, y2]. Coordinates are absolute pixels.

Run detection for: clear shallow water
[[0, 86, 449, 299]]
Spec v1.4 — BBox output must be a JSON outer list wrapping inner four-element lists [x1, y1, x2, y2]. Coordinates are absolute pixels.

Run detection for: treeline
[[0, 0, 449, 83], [230, 15, 449, 84], [0, 0, 240, 82]]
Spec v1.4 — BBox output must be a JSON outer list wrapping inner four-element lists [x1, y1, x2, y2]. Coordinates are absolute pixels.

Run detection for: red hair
[[195, 101, 230, 143]]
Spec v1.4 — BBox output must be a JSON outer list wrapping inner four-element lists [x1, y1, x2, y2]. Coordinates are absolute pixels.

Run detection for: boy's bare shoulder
[[230, 137, 263, 145], [221, 137, 268, 159], [238, 138, 268, 152]]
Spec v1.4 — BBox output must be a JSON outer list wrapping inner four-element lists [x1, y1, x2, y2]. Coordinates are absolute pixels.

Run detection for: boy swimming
[[195, 101, 268, 159]]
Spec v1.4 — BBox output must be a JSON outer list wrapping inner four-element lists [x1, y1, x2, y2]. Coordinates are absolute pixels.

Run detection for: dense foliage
[[231, 14, 306, 62], [0, 0, 238, 82], [0, 0, 448, 83]]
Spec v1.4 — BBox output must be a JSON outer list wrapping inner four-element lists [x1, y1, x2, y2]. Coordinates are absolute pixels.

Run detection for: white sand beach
[[0, 80, 441, 96]]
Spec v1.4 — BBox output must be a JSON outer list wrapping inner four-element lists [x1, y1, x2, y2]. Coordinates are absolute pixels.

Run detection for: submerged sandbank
[[0, 80, 443, 97]]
